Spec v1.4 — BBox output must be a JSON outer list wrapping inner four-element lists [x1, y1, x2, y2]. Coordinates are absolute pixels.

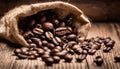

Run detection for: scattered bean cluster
[[14, 10, 117, 66]]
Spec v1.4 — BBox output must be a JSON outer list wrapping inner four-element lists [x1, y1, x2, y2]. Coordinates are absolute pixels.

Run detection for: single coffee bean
[[42, 22, 54, 30], [55, 27, 72, 36], [35, 24, 42, 29], [51, 19, 59, 27], [94, 56, 103, 66], [55, 46, 62, 51], [88, 49, 96, 55], [75, 48, 83, 55], [45, 57, 54, 66], [71, 44, 80, 51], [68, 49, 74, 55], [17, 53, 28, 59], [23, 30, 34, 39], [53, 56, 60, 63], [45, 31, 54, 40], [42, 54, 50, 61], [14, 49, 21, 54], [103, 47, 112, 52], [42, 40, 48, 46], [67, 41, 77, 48], [91, 44, 99, 50], [104, 37, 111, 44], [76, 55, 87, 62], [52, 37, 62, 45], [29, 43, 37, 48], [55, 50, 68, 58], [52, 48, 60, 53], [33, 28, 44, 35], [43, 47, 49, 51], [66, 17, 73, 26], [47, 43, 55, 49], [21, 47, 29, 53], [67, 34, 77, 41], [31, 38, 42, 47], [114, 55, 120, 62], [64, 54, 73, 62], [37, 48, 44, 56], [40, 35, 46, 39], [27, 39, 33, 44], [105, 40, 115, 47]]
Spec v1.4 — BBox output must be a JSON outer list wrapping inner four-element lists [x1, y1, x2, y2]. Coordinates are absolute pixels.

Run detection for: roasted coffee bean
[[91, 44, 99, 50], [43, 47, 49, 51], [67, 34, 77, 41], [105, 40, 115, 47], [42, 22, 54, 30], [17, 53, 28, 59], [37, 48, 44, 56], [104, 37, 111, 44], [14, 49, 21, 54], [59, 22, 65, 27], [52, 37, 62, 45], [21, 47, 29, 53], [66, 17, 73, 26], [88, 49, 96, 55], [68, 49, 74, 55], [47, 43, 55, 49], [55, 46, 62, 51], [51, 19, 59, 27], [76, 55, 87, 62], [55, 50, 68, 58], [52, 48, 60, 53], [94, 56, 103, 66], [75, 48, 83, 55], [35, 24, 42, 29], [42, 54, 50, 61], [71, 44, 80, 50], [45, 57, 54, 66], [33, 28, 43, 35], [64, 54, 73, 62], [53, 56, 60, 63], [40, 35, 46, 39], [29, 43, 37, 48], [23, 30, 34, 39], [114, 55, 120, 62], [27, 39, 33, 44], [67, 41, 77, 48], [31, 38, 42, 47], [103, 47, 112, 52], [82, 50, 88, 55], [45, 31, 53, 40], [42, 40, 48, 46], [55, 27, 72, 36]]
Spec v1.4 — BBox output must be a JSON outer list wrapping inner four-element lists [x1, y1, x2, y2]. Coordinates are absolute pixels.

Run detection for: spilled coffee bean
[[14, 10, 116, 66]]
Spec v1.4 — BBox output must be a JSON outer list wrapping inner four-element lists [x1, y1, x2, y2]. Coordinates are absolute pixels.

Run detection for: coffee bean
[[59, 22, 65, 27], [51, 19, 59, 27], [88, 49, 96, 55], [45, 31, 53, 40], [55, 46, 62, 51], [114, 55, 120, 62], [68, 49, 74, 55], [67, 41, 77, 48], [67, 34, 77, 41], [35, 24, 42, 29], [45, 57, 54, 66], [105, 40, 115, 47], [94, 56, 103, 66], [33, 28, 43, 35], [14, 49, 21, 54], [55, 50, 68, 58], [28, 55, 36, 59], [42, 54, 50, 61], [103, 47, 112, 52], [21, 47, 29, 53], [31, 38, 42, 47], [17, 53, 28, 59], [37, 48, 44, 56], [64, 54, 73, 62], [23, 30, 34, 39], [71, 44, 80, 50], [52, 37, 62, 45], [27, 39, 33, 44], [47, 43, 55, 49], [75, 48, 83, 55], [55, 27, 72, 36], [53, 56, 60, 63], [29, 43, 37, 48], [91, 44, 99, 50], [52, 48, 60, 53], [42, 40, 48, 46], [42, 22, 54, 30], [76, 55, 87, 62]]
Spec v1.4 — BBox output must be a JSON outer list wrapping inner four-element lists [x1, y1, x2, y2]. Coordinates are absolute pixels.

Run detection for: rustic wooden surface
[[0, 23, 120, 69]]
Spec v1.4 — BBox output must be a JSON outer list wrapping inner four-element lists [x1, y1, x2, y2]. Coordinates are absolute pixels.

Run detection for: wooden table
[[0, 23, 120, 69]]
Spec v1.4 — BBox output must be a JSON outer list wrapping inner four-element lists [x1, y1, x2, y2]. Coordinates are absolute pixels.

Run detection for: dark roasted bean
[[45, 31, 53, 40], [53, 56, 60, 63], [33, 28, 43, 35], [42, 22, 54, 30]]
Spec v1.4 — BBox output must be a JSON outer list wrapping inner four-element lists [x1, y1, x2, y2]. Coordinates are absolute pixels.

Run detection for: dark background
[[0, 0, 120, 22]]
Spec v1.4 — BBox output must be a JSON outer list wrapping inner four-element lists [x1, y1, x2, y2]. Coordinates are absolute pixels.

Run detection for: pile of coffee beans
[[14, 10, 116, 66]]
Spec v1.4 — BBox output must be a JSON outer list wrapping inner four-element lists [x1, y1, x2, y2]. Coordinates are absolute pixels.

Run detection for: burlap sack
[[0, 1, 91, 47]]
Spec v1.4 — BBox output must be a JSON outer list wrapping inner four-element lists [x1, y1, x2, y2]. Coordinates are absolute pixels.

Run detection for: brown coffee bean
[[53, 56, 60, 63], [35, 24, 42, 29], [91, 44, 99, 50], [55, 27, 72, 36], [14, 49, 21, 54], [105, 40, 115, 47], [33, 28, 43, 35], [37, 48, 44, 56], [94, 56, 103, 66], [29, 43, 37, 48], [75, 48, 83, 55], [47, 43, 55, 49], [67, 34, 77, 41], [76, 55, 87, 62], [71, 44, 80, 50], [67, 41, 77, 48], [103, 47, 112, 52], [66, 17, 73, 26], [45, 57, 54, 66], [52, 48, 60, 53], [64, 54, 73, 62], [45, 31, 53, 40], [55, 46, 62, 51], [42, 54, 50, 61], [27, 39, 33, 44], [104, 37, 111, 44], [114, 55, 120, 62], [17, 53, 28, 59], [28, 19, 36, 27], [88, 49, 96, 55], [23, 30, 34, 39], [55, 50, 68, 58], [31, 38, 42, 47], [68, 49, 74, 55], [42, 40, 48, 46], [42, 22, 54, 30], [52, 37, 62, 45], [51, 19, 59, 27], [21, 47, 29, 53]]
